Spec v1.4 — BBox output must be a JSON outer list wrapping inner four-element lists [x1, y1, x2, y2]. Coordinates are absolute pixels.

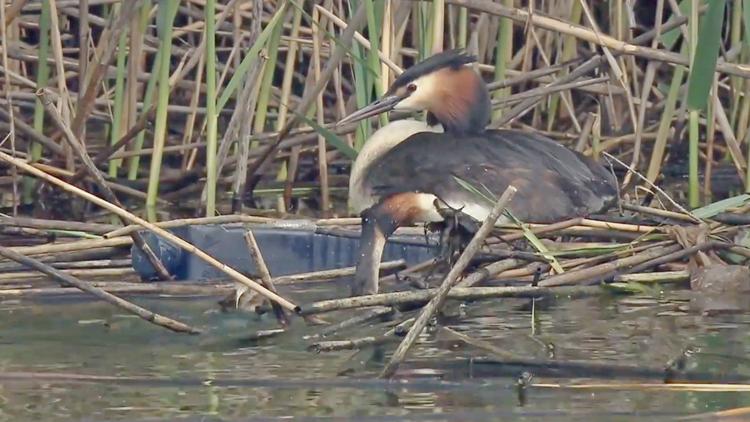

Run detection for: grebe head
[[338, 49, 491, 135]]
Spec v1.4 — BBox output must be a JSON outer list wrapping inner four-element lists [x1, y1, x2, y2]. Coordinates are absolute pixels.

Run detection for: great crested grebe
[[339, 49, 618, 296]]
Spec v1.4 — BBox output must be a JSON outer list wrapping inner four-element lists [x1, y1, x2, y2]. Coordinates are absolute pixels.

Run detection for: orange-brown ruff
[[343, 49, 619, 296]]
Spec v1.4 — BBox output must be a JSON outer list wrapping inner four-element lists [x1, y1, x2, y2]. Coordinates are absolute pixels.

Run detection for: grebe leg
[[351, 206, 398, 296]]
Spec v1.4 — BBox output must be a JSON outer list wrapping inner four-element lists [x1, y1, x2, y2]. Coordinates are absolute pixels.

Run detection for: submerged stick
[[0, 150, 300, 313], [309, 317, 415, 352], [0, 245, 200, 334], [380, 185, 517, 379], [305, 306, 394, 340]]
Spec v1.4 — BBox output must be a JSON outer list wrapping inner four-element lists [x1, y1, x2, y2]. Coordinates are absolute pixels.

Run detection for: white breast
[[348, 119, 442, 214]]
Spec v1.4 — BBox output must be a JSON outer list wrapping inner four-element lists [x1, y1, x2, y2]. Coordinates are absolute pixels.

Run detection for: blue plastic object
[[131, 224, 438, 281]]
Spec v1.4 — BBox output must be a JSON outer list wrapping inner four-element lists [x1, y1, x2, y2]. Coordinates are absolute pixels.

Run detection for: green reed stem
[[109, 29, 128, 178], [686, 0, 726, 206], [689, 109, 700, 206], [145, 0, 179, 213], [205, 0, 218, 217], [646, 64, 686, 183], [126, 0, 155, 180], [252, 13, 284, 137]]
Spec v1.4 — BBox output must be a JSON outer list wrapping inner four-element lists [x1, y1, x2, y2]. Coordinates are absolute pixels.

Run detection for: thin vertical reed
[[492, 0, 513, 120], [145, 0, 179, 214], [26, 0, 51, 201], [126, 0, 155, 180], [205, 0, 218, 217], [431, 0, 445, 53], [312, 5, 330, 213], [686, 0, 727, 206], [108, 28, 128, 177], [646, 64, 685, 184], [457, 5, 468, 48]]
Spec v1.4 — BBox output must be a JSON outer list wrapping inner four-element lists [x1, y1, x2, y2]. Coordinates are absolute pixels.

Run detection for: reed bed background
[[0, 0, 747, 222]]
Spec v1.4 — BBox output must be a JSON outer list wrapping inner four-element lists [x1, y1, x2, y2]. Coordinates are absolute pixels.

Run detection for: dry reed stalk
[[5, 236, 133, 257], [301, 285, 599, 316], [0, 282, 233, 298], [0, 258, 131, 272], [0, 215, 119, 234], [273, 259, 406, 285], [537, 244, 685, 287], [312, 4, 330, 213], [456, 258, 525, 287], [0, 267, 135, 282]]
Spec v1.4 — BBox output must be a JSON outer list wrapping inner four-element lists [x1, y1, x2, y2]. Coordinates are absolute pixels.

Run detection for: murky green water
[[2, 281, 750, 421]]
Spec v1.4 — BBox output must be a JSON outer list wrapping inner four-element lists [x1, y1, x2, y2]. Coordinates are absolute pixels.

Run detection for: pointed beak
[[337, 94, 403, 126]]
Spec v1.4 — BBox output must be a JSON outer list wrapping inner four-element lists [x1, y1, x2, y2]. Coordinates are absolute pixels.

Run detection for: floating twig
[[301, 285, 601, 315]]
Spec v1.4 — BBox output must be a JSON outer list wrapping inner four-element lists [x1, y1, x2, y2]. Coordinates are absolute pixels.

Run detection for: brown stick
[[0, 244, 200, 334], [456, 258, 525, 287], [244, 230, 289, 327], [37, 88, 173, 282], [380, 186, 517, 379], [0, 215, 120, 234], [300, 285, 599, 315], [0, 149, 300, 313], [627, 242, 728, 274], [0, 282, 233, 298]]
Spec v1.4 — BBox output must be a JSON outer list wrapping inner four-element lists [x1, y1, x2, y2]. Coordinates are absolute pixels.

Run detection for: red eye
[[407, 83, 417, 93]]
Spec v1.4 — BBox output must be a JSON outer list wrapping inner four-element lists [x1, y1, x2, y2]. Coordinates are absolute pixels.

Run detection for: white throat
[[348, 119, 443, 214]]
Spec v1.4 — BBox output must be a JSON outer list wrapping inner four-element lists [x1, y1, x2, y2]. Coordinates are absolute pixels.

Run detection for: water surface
[[2, 282, 750, 421]]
